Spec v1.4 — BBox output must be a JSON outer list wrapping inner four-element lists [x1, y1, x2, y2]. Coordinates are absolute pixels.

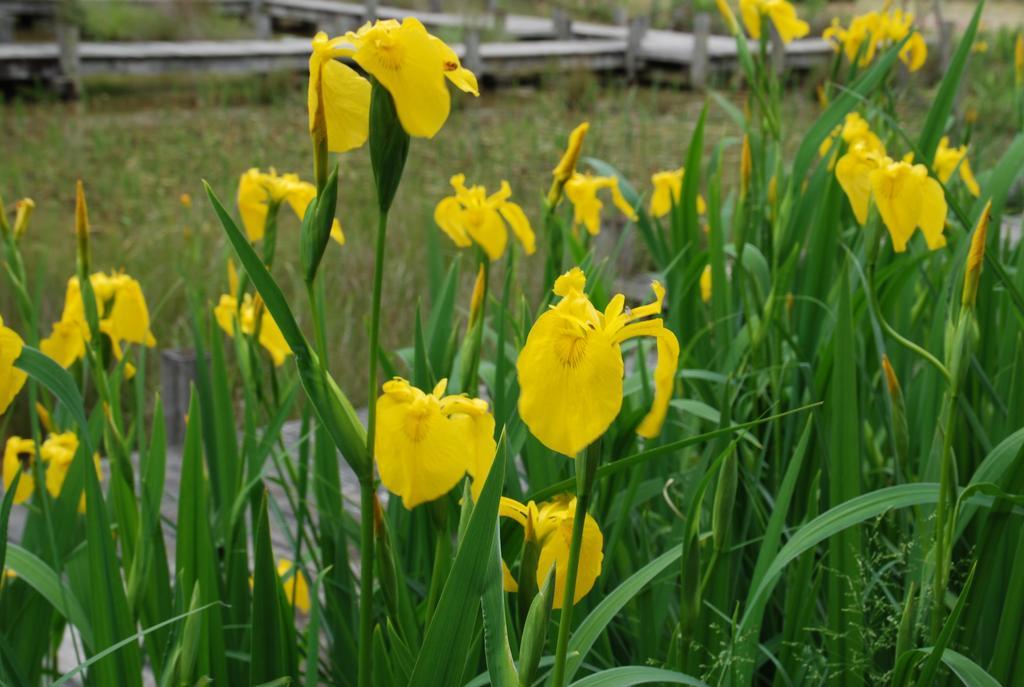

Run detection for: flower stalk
[[550, 440, 600, 687]]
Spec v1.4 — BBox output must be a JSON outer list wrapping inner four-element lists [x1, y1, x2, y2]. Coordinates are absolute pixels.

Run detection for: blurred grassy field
[[2, 35, 1019, 400]]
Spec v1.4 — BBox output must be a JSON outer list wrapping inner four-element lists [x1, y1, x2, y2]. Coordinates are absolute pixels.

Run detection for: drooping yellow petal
[[835, 142, 882, 225], [700, 264, 713, 304], [258, 312, 293, 367], [765, 0, 809, 43], [497, 198, 536, 255], [107, 276, 156, 347], [434, 195, 473, 247], [238, 168, 270, 242], [0, 316, 27, 416], [870, 160, 924, 253], [214, 294, 241, 337], [739, 0, 762, 38], [309, 32, 371, 153], [917, 175, 948, 251], [433, 36, 480, 96], [349, 18, 451, 138], [3, 437, 35, 504], [40, 319, 86, 369], [442, 396, 496, 502], [900, 31, 927, 72]]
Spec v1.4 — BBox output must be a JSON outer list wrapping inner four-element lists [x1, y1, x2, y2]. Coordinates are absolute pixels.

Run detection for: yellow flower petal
[[835, 142, 881, 225], [0, 316, 27, 416], [258, 312, 293, 367], [700, 264, 712, 304], [238, 167, 270, 242], [870, 160, 924, 253], [309, 32, 371, 153], [40, 319, 86, 369]]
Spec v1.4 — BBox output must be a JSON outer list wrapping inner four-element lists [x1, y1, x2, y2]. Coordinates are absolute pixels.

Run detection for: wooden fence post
[[249, 0, 271, 39], [56, 0, 81, 98], [364, 0, 378, 23], [428, 0, 442, 13], [690, 11, 710, 89], [552, 7, 572, 39], [626, 15, 648, 82], [0, 10, 13, 43], [464, 26, 483, 80], [160, 349, 199, 447]]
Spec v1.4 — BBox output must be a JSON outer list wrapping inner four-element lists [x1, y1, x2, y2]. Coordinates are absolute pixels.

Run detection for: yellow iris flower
[[374, 377, 495, 509], [278, 559, 311, 614], [823, 9, 926, 72], [319, 18, 479, 139], [499, 495, 604, 609], [564, 173, 638, 236], [818, 112, 885, 163], [649, 168, 706, 218], [308, 32, 371, 153], [3, 437, 36, 504], [237, 167, 345, 245], [3, 433, 102, 512], [0, 315, 27, 415], [41, 432, 102, 513], [552, 122, 590, 188], [836, 143, 948, 252], [739, 0, 809, 43], [214, 293, 292, 367], [517, 268, 680, 457], [40, 273, 156, 373], [933, 137, 981, 198], [433, 174, 535, 261]]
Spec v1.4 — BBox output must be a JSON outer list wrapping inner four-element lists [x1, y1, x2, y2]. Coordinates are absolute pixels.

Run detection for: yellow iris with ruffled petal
[[0, 315, 27, 415], [434, 174, 535, 261], [499, 495, 603, 609], [836, 143, 948, 253], [564, 173, 638, 236], [933, 137, 981, 198], [649, 168, 706, 218], [517, 268, 680, 457], [40, 273, 156, 374], [375, 377, 496, 509], [238, 168, 345, 245], [739, 0, 809, 43]]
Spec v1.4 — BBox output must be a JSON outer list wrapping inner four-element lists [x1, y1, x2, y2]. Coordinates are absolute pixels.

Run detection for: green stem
[[550, 443, 599, 687], [358, 208, 389, 687]]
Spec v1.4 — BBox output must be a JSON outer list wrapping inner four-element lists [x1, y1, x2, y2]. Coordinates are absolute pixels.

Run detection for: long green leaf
[[568, 666, 708, 686], [917, 1, 985, 164], [407, 433, 507, 687]]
